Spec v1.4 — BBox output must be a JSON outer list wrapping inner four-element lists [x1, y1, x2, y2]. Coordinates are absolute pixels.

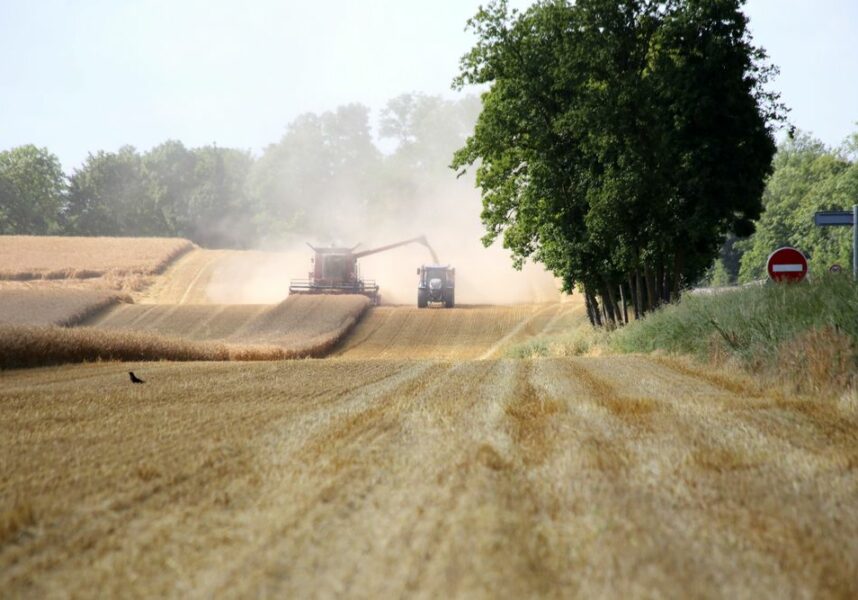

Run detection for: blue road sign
[[814, 211, 854, 226], [812, 206, 856, 278]]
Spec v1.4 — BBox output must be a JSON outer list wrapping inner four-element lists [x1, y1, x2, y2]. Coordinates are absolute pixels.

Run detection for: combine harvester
[[289, 235, 439, 305]]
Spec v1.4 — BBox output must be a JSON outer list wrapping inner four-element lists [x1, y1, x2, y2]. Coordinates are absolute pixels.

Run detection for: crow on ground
[[129, 371, 145, 384]]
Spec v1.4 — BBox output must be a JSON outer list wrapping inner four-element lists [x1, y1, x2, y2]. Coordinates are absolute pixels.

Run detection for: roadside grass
[[610, 275, 858, 395]]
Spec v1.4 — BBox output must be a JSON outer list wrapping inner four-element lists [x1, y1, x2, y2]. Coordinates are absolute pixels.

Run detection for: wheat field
[[1, 295, 371, 369], [336, 302, 581, 360], [1, 353, 856, 597], [138, 247, 294, 304], [0, 236, 193, 281], [2, 237, 857, 597], [0, 288, 127, 326]]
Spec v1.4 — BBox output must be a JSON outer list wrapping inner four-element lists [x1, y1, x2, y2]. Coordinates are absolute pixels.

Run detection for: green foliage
[[708, 259, 731, 287], [65, 143, 256, 246], [452, 0, 783, 322], [611, 276, 858, 367], [737, 131, 857, 281], [0, 145, 65, 234], [65, 146, 152, 236]]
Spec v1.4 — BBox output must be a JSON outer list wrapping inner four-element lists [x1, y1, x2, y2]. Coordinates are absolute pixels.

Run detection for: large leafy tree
[[452, 0, 784, 324], [143, 140, 198, 237], [185, 145, 256, 248], [65, 146, 154, 236], [0, 145, 65, 235]]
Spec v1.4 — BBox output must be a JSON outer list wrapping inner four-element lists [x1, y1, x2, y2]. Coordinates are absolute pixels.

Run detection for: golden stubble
[[1, 349, 856, 598]]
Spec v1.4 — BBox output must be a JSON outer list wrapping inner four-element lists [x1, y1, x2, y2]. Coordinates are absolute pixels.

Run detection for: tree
[[65, 146, 153, 236], [142, 140, 198, 238], [185, 145, 256, 248], [0, 145, 65, 235], [452, 0, 784, 325]]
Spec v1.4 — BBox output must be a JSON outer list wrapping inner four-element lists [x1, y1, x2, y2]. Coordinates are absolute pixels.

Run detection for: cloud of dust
[[203, 96, 563, 305], [351, 182, 561, 305], [204, 180, 561, 305]]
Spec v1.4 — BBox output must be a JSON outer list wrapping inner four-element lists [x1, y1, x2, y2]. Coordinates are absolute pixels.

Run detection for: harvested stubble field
[[2, 238, 857, 597], [336, 301, 581, 360], [87, 294, 370, 350], [0, 288, 128, 326], [139, 247, 292, 304], [0, 236, 193, 281], [2, 352, 856, 597]]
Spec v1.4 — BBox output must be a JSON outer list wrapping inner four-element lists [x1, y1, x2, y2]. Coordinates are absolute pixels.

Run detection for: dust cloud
[[204, 180, 560, 306], [353, 185, 561, 305], [202, 96, 562, 306]]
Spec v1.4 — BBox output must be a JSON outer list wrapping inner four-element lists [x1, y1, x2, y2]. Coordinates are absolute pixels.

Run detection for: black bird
[[129, 371, 145, 384]]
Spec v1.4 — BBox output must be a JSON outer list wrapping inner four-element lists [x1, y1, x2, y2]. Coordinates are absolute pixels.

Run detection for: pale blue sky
[[1, 0, 856, 170]]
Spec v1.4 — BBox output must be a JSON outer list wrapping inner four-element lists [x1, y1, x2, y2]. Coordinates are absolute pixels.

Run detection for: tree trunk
[[605, 283, 621, 326], [628, 275, 639, 320], [644, 265, 657, 311], [598, 287, 613, 326], [584, 290, 597, 326], [619, 283, 629, 324], [600, 294, 611, 326], [586, 289, 602, 327], [634, 269, 644, 317], [672, 249, 684, 301]]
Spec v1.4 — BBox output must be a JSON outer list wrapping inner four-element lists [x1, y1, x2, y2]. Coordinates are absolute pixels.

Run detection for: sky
[[1, 0, 856, 170]]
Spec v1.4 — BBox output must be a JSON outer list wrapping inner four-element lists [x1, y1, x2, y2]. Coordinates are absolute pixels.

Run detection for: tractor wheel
[[417, 290, 428, 308], [445, 290, 455, 308]]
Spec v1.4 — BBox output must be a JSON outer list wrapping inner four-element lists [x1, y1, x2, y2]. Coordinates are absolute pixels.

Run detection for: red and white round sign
[[766, 246, 808, 283]]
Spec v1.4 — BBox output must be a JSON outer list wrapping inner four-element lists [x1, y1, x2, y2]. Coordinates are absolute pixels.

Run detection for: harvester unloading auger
[[289, 235, 438, 305]]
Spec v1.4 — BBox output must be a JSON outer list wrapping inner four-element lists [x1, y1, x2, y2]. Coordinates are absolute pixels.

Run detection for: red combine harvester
[[289, 235, 438, 304]]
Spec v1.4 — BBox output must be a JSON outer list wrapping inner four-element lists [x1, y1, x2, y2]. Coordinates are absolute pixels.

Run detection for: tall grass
[[610, 275, 858, 394]]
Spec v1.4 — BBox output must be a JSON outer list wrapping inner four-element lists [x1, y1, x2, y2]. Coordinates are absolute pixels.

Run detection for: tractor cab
[[417, 264, 455, 308]]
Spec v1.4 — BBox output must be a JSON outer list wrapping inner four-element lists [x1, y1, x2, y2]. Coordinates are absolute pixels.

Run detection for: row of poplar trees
[[452, 0, 786, 326]]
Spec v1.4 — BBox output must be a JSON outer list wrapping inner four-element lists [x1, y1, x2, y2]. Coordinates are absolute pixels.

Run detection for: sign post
[[766, 246, 808, 283], [813, 205, 857, 278]]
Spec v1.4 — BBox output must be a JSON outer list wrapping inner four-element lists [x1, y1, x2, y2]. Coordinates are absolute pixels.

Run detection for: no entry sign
[[767, 246, 808, 283]]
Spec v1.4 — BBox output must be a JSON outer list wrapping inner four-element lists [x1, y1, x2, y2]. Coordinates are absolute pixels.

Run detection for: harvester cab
[[417, 265, 455, 308], [289, 235, 437, 305]]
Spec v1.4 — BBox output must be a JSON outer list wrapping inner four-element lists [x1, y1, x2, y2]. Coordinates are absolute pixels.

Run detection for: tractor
[[289, 235, 437, 305], [417, 264, 455, 308]]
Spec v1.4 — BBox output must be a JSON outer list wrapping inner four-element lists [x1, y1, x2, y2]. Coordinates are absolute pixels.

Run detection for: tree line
[[0, 94, 480, 248], [452, 0, 787, 327]]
